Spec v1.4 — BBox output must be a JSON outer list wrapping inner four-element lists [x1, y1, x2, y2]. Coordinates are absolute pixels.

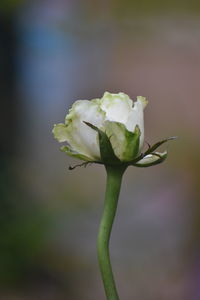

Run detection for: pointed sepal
[[104, 121, 141, 161], [133, 151, 167, 167], [144, 136, 177, 156], [83, 121, 121, 165]]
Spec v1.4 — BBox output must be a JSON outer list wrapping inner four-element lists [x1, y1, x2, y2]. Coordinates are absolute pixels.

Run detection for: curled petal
[[100, 92, 133, 124], [125, 96, 148, 151], [53, 123, 69, 142]]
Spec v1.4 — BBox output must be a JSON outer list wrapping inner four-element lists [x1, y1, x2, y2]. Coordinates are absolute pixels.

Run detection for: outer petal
[[63, 99, 105, 160], [104, 121, 140, 161], [100, 92, 133, 124], [134, 151, 167, 167], [125, 96, 148, 151], [53, 123, 69, 142]]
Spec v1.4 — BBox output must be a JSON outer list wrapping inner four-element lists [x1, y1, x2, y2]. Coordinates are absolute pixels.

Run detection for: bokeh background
[[1, 0, 200, 299]]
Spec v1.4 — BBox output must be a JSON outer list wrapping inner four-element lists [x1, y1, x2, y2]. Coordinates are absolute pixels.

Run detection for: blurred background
[[1, 0, 200, 299]]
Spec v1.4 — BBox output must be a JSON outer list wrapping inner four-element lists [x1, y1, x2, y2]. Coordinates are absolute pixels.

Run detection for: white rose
[[53, 92, 168, 167]]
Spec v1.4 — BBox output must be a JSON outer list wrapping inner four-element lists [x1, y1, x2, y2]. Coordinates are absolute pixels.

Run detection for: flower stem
[[97, 165, 126, 300]]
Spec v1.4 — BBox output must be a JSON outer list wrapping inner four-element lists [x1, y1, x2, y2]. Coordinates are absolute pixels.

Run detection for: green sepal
[[84, 122, 121, 165], [133, 151, 167, 168], [60, 145, 93, 161], [144, 136, 177, 156], [125, 124, 140, 160], [104, 122, 141, 161]]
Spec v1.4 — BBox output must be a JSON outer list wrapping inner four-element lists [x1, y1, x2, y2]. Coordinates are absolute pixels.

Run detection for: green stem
[[97, 165, 127, 300]]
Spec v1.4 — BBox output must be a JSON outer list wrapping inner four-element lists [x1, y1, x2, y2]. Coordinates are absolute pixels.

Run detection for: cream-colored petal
[[100, 92, 133, 124], [125, 96, 148, 151], [63, 99, 105, 160], [53, 123, 69, 142]]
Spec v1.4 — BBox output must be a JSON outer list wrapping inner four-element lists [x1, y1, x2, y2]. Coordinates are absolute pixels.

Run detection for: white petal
[[125, 96, 148, 151], [63, 99, 105, 160], [53, 123, 69, 142], [100, 92, 133, 124]]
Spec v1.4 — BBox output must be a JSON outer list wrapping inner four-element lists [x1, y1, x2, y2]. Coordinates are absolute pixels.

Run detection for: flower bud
[[53, 92, 172, 167]]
